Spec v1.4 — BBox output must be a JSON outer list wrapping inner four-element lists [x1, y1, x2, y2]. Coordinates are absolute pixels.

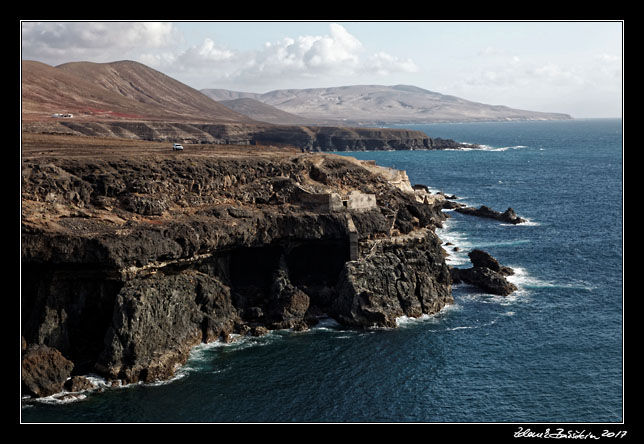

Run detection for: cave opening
[[285, 240, 349, 287], [225, 239, 350, 314]]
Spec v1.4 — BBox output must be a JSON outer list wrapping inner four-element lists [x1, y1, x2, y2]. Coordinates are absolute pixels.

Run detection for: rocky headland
[[21, 59, 529, 402], [21, 135, 467, 398]]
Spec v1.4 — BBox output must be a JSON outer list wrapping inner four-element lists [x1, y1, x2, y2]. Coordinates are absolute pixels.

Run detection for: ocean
[[21, 118, 623, 424]]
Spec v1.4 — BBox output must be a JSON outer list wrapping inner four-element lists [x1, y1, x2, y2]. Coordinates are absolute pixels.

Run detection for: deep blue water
[[21, 119, 623, 424]]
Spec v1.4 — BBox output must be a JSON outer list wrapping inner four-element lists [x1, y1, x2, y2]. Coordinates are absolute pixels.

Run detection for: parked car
[[173, 143, 184, 151]]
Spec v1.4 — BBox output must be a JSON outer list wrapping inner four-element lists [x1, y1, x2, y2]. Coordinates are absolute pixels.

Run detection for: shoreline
[[21, 138, 454, 396], [21, 172, 527, 408]]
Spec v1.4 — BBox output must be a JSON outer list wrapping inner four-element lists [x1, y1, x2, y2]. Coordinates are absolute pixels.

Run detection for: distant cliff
[[22, 120, 476, 151]]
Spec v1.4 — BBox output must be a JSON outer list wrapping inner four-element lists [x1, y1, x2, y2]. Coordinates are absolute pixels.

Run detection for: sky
[[21, 21, 623, 118]]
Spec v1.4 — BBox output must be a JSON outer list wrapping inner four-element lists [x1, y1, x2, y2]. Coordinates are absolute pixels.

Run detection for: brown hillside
[[22, 60, 255, 123]]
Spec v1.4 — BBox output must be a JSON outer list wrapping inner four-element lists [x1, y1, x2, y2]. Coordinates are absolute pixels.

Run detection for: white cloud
[[150, 23, 420, 90], [184, 38, 235, 63], [21, 22, 421, 91], [462, 49, 621, 91], [366, 52, 419, 76], [22, 21, 180, 64]]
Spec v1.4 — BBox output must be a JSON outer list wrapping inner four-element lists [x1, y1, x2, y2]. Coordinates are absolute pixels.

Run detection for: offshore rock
[[450, 250, 517, 296], [468, 249, 515, 276], [64, 375, 97, 392], [454, 205, 526, 224]]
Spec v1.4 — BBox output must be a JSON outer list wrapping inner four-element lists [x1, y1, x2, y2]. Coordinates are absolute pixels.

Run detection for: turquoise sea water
[[21, 119, 623, 424]]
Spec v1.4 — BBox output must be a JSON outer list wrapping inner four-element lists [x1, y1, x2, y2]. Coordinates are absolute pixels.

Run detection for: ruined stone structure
[[346, 191, 377, 211]]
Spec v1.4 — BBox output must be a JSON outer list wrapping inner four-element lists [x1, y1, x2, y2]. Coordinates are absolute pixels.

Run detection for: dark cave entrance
[[226, 239, 350, 313]]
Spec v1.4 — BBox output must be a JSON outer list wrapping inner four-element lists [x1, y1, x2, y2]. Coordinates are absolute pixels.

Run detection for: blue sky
[[21, 21, 623, 118]]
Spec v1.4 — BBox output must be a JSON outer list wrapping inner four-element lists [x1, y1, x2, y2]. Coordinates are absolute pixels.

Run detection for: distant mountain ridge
[[202, 84, 572, 125]]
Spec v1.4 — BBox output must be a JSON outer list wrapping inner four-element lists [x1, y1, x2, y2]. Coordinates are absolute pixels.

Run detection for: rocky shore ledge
[[20, 138, 514, 399]]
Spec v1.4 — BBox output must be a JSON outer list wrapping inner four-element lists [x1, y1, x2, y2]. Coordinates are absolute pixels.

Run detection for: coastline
[[21, 133, 529, 406], [21, 116, 622, 425], [21, 137, 458, 398]]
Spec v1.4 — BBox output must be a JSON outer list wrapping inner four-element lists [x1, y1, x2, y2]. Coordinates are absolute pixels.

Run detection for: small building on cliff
[[345, 190, 377, 211], [294, 186, 376, 213]]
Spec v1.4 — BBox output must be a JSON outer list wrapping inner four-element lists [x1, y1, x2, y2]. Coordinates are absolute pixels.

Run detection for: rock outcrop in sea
[[454, 205, 526, 224], [450, 250, 517, 296], [21, 148, 456, 393]]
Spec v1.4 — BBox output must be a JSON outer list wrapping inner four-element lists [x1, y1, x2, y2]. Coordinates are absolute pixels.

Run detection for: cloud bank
[[148, 23, 419, 90], [22, 22, 419, 91], [22, 22, 180, 63]]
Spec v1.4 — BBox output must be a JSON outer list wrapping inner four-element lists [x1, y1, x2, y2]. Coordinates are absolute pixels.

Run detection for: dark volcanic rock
[[96, 271, 237, 384], [455, 205, 526, 224], [64, 375, 97, 392], [22, 149, 454, 389], [430, 138, 480, 150], [450, 250, 517, 296], [451, 267, 517, 296], [468, 249, 515, 276], [266, 260, 312, 330], [333, 230, 452, 328], [22, 344, 74, 397]]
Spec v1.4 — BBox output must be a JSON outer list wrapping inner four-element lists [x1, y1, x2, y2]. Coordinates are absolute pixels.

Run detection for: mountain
[[21, 59, 450, 152], [218, 98, 319, 125], [202, 84, 572, 124], [22, 60, 255, 123]]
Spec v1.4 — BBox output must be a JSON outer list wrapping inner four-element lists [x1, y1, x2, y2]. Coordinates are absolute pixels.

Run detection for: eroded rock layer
[[21, 145, 454, 389]]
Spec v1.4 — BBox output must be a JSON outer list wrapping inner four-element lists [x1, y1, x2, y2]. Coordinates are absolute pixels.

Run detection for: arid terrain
[[21, 133, 300, 160], [21, 60, 452, 151], [22, 60, 254, 124]]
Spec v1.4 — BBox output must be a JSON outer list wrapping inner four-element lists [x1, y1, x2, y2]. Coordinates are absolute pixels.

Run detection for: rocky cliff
[[21, 119, 474, 152], [21, 141, 455, 395]]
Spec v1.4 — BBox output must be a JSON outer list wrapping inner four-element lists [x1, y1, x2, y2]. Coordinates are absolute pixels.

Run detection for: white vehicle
[[173, 143, 184, 151]]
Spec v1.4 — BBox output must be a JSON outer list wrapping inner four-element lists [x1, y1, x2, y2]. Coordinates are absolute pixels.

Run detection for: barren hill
[[20, 59, 480, 152], [202, 84, 572, 125], [22, 60, 254, 123], [218, 97, 319, 125]]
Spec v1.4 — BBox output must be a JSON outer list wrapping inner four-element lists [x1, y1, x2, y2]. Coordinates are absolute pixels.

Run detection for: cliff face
[[21, 120, 471, 152], [21, 144, 453, 391]]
